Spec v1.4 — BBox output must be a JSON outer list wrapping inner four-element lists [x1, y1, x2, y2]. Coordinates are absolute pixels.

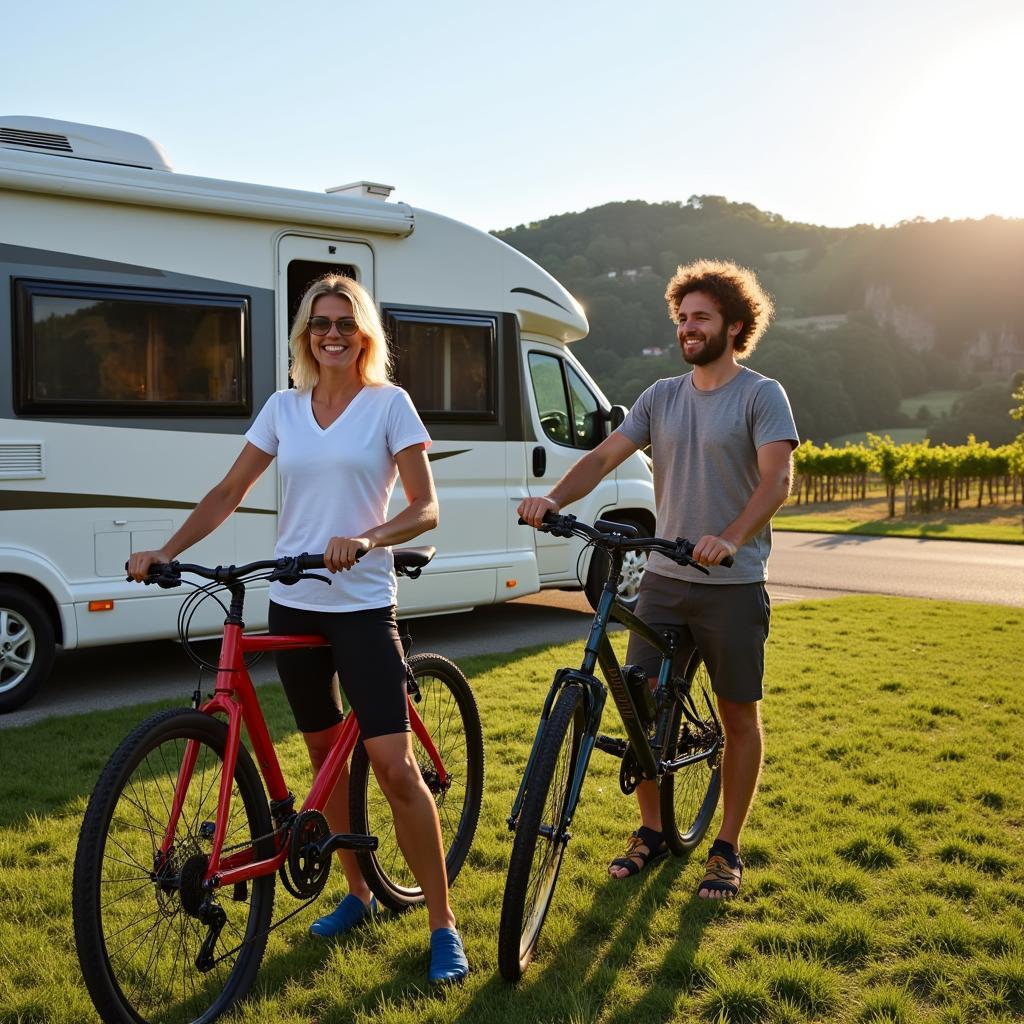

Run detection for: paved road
[[771, 531, 1024, 606], [3, 530, 1020, 727]]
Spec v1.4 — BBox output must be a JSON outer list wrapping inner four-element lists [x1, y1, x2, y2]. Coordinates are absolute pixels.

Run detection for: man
[[518, 259, 798, 899]]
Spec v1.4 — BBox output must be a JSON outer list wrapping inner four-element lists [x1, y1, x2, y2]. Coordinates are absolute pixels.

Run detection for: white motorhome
[[0, 117, 655, 711]]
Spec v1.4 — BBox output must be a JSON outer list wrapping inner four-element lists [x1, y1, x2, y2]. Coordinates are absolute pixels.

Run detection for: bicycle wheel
[[498, 683, 585, 982], [348, 653, 484, 911], [73, 709, 275, 1024], [659, 652, 723, 855]]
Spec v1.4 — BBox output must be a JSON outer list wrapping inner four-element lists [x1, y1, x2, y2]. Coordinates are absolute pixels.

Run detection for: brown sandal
[[698, 845, 743, 898], [608, 826, 668, 878]]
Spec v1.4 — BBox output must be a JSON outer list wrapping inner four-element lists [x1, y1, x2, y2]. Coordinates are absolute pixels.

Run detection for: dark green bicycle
[[498, 513, 729, 981]]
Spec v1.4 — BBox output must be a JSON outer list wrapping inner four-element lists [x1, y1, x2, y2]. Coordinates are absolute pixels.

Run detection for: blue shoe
[[429, 926, 469, 985], [309, 894, 377, 938]]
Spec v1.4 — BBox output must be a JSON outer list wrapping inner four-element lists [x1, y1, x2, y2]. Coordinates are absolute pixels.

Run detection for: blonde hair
[[288, 275, 392, 390]]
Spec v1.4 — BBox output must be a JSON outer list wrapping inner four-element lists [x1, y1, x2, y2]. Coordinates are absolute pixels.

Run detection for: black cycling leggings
[[267, 601, 409, 739]]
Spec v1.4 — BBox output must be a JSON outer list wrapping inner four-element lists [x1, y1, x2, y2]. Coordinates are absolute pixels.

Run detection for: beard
[[680, 323, 729, 366]]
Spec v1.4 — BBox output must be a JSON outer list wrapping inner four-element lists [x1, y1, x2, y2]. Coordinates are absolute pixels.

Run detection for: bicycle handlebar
[[519, 512, 734, 573], [127, 551, 365, 589]]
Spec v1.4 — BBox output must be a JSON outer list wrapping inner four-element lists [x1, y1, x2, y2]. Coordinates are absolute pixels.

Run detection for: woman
[[128, 275, 468, 984]]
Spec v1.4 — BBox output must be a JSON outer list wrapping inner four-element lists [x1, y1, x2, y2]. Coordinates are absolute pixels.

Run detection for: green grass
[[2, 597, 1023, 1023], [776, 497, 1024, 544], [897, 391, 966, 420]]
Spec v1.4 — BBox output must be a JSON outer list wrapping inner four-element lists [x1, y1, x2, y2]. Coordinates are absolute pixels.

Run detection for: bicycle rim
[[73, 710, 274, 1024], [499, 684, 584, 981], [351, 653, 484, 910], [660, 657, 723, 854]]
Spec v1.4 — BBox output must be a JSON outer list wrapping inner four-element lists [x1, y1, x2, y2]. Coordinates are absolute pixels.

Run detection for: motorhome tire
[[584, 516, 647, 614], [0, 586, 56, 713]]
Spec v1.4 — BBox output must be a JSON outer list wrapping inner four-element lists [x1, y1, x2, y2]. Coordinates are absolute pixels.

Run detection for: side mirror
[[604, 405, 627, 435]]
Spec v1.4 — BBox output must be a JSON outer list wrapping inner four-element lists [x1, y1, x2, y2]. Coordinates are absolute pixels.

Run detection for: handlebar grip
[[721, 555, 734, 568], [295, 549, 366, 570]]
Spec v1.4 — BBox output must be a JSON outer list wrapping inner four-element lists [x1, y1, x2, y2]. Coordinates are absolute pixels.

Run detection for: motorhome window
[[528, 352, 573, 446], [388, 313, 497, 421], [13, 280, 249, 415], [566, 364, 602, 449]]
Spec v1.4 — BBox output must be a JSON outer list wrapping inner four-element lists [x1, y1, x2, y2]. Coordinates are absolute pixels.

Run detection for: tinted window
[[14, 280, 249, 415], [389, 312, 496, 421]]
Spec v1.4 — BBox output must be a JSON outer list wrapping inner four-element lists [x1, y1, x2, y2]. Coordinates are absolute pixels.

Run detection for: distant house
[[642, 346, 668, 357]]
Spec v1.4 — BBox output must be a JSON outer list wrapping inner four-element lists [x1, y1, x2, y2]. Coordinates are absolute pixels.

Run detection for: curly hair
[[289, 275, 391, 391], [664, 259, 774, 357]]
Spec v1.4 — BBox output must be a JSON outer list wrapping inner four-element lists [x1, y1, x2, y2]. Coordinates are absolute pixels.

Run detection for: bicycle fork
[[506, 671, 605, 843]]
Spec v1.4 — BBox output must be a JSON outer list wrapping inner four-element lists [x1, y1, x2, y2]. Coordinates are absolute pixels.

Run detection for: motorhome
[[0, 116, 655, 711]]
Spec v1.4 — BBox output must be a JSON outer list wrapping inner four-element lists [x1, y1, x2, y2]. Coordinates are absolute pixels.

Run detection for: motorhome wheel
[[0, 587, 56, 713]]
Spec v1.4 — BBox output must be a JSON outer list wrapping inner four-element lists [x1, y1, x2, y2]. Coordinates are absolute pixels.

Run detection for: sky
[[3, 0, 1023, 233]]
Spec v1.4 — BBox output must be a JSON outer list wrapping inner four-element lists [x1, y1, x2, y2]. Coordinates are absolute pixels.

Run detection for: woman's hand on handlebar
[[691, 534, 738, 567], [517, 496, 560, 528], [127, 549, 172, 582], [324, 535, 371, 572]]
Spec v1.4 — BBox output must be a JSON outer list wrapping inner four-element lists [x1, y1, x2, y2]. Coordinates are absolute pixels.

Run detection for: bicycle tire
[[348, 653, 484, 911], [498, 683, 585, 982], [73, 708, 275, 1024], [659, 653, 723, 855]]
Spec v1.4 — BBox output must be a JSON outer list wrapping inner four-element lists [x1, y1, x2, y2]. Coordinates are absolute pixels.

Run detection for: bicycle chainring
[[281, 810, 331, 899]]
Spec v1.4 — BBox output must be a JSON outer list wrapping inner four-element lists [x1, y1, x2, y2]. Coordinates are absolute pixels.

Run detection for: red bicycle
[[72, 549, 484, 1024]]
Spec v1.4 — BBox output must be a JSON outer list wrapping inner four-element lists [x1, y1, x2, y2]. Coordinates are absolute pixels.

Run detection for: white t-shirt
[[245, 384, 431, 612]]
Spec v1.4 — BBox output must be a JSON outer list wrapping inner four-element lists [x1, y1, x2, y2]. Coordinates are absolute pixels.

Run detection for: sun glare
[[866, 23, 1024, 223]]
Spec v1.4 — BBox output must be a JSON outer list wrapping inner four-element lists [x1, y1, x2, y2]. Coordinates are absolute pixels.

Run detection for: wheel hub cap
[[0, 608, 36, 693]]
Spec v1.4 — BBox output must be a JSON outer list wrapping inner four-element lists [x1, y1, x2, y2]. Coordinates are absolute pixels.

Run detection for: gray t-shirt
[[618, 367, 799, 584]]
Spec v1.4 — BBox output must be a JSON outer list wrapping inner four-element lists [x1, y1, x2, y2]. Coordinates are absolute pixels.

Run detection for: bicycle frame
[[159, 619, 447, 889], [507, 545, 679, 837]]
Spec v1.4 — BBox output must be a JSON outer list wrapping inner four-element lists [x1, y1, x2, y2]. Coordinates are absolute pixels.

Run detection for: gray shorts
[[624, 571, 771, 703]]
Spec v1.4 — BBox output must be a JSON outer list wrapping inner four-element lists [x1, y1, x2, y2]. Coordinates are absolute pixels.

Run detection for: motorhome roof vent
[[326, 181, 395, 201], [0, 116, 174, 170]]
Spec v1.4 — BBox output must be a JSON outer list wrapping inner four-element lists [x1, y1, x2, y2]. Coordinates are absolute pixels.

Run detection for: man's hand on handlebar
[[127, 549, 172, 582], [691, 534, 738, 567], [517, 496, 560, 528], [324, 535, 371, 572]]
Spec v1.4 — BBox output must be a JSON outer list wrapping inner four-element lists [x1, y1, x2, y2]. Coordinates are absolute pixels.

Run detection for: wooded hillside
[[495, 198, 1024, 444]]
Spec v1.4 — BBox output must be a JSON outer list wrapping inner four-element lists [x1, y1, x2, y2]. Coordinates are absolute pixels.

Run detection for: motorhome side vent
[[0, 127, 73, 153], [0, 442, 45, 479]]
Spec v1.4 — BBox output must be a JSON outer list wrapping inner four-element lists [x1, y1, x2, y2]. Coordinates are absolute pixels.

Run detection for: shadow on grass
[[454, 853, 718, 1024]]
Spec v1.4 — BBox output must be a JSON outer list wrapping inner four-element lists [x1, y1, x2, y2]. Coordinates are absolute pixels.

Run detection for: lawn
[[1, 597, 1023, 1024], [776, 497, 1024, 544], [897, 392, 966, 420]]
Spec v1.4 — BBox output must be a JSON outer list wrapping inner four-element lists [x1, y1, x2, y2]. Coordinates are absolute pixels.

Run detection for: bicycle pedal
[[232, 881, 248, 902], [315, 832, 379, 856], [595, 734, 628, 758]]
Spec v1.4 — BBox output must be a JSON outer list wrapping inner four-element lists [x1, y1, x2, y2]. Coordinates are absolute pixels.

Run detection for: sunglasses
[[308, 316, 359, 337]]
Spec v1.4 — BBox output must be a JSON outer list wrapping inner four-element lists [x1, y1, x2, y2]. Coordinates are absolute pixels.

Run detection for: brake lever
[[272, 570, 332, 586]]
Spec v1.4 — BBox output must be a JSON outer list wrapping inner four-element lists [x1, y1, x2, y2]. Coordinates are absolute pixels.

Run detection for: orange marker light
[[88, 600, 115, 612], [505, 580, 517, 588]]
